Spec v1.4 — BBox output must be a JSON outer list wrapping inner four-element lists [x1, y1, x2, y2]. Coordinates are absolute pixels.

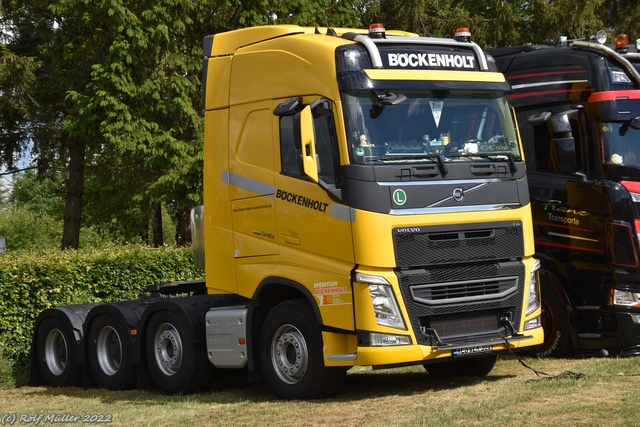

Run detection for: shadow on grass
[[17, 367, 515, 404], [342, 369, 514, 400]]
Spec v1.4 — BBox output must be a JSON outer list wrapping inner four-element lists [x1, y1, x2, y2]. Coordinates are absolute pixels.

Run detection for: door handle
[[281, 229, 300, 245]]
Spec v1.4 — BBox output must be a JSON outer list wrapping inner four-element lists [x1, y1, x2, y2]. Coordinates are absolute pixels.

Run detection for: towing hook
[[499, 315, 522, 337]]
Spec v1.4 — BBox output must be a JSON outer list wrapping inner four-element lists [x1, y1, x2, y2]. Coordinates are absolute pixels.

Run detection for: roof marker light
[[369, 23, 385, 39], [454, 27, 471, 42], [616, 34, 630, 51]]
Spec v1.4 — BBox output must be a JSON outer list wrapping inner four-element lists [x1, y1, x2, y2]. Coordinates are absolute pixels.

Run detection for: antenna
[[418, 15, 433, 37], [321, 11, 336, 36]]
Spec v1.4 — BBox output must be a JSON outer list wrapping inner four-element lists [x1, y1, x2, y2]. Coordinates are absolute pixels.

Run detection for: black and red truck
[[489, 36, 640, 357]]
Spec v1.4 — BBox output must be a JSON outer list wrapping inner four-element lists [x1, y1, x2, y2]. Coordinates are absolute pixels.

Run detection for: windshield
[[342, 90, 521, 164], [602, 121, 640, 166]]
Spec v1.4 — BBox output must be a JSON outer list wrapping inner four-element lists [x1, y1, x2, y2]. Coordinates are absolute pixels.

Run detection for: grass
[[0, 356, 638, 426]]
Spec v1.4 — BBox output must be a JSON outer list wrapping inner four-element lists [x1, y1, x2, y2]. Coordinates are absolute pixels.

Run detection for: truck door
[[228, 102, 279, 259], [272, 97, 355, 324], [522, 109, 606, 304], [523, 110, 593, 250]]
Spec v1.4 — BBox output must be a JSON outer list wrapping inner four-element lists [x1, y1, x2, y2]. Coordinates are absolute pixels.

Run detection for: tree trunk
[[61, 136, 86, 250], [151, 201, 164, 247], [174, 206, 192, 247], [139, 222, 149, 245]]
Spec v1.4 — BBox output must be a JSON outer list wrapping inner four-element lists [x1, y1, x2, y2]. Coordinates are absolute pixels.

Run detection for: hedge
[[0, 245, 204, 367]]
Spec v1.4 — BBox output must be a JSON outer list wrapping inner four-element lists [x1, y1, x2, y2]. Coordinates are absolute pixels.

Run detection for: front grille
[[393, 221, 524, 267], [398, 261, 525, 345], [428, 310, 500, 338], [411, 276, 518, 305]]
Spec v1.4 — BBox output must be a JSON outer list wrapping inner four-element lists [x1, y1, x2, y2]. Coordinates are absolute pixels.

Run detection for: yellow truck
[[31, 24, 543, 399]]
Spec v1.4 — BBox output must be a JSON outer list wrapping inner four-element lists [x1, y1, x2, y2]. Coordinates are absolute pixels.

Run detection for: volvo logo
[[452, 187, 464, 202]]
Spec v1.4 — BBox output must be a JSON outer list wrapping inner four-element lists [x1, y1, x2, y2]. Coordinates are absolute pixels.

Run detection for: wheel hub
[[44, 329, 67, 376], [96, 326, 122, 376], [272, 326, 308, 384], [154, 323, 183, 376]]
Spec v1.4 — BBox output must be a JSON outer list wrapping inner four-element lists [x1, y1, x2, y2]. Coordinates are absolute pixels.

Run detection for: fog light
[[524, 315, 541, 330]]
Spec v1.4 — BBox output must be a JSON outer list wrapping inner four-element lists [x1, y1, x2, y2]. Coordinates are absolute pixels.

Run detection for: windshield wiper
[[447, 151, 518, 174], [376, 153, 448, 176]]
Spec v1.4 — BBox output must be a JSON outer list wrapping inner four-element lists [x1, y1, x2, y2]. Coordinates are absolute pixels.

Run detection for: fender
[[84, 301, 147, 363], [29, 304, 96, 386]]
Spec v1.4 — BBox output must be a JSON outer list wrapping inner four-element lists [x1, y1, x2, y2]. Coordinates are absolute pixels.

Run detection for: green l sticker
[[393, 189, 407, 206]]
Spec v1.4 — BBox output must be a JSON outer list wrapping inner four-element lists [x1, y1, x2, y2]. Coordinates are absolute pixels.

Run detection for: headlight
[[611, 289, 640, 307], [526, 259, 541, 315], [356, 273, 406, 330]]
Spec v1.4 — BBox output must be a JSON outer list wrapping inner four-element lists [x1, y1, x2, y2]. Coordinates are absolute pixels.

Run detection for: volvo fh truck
[[30, 24, 542, 399]]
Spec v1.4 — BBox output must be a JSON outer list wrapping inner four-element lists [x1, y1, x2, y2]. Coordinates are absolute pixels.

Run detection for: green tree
[[599, 0, 640, 40], [5, 0, 211, 248], [0, 6, 39, 171], [63, 0, 206, 246], [10, 169, 65, 216], [525, 0, 604, 45], [5, 0, 100, 249]]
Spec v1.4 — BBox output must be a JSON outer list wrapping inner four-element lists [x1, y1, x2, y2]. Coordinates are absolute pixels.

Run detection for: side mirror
[[528, 111, 552, 126], [548, 109, 578, 136], [530, 109, 581, 175], [551, 137, 577, 174], [274, 97, 303, 117]]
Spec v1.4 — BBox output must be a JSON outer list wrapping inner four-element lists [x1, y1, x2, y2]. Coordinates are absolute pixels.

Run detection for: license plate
[[452, 345, 492, 357]]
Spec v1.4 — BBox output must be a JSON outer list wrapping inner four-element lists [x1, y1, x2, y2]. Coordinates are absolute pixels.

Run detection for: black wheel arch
[[249, 277, 321, 383], [252, 277, 321, 321], [29, 304, 96, 386], [139, 295, 217, 349], [84, 301, 146, 364]]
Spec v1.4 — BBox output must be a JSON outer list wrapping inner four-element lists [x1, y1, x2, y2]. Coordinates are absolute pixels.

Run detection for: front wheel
[[530, 277, 573, 358], [260, 300, 346, 399], [424, 355, 498, 378]]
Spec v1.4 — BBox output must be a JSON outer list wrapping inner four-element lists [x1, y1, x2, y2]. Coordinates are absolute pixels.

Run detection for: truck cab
[[490, 38, 640, 357]]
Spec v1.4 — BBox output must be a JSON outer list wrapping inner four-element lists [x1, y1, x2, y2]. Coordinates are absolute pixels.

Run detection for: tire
[[260, 299, 346, 399], [530, 277, 573, 358], [87, 314, 134, 390], [35, 316, 79, 387], [424, 355, 498, 378], [144, 310, 213, 394]]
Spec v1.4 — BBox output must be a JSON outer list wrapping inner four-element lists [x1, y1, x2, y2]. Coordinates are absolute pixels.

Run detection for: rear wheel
[[260, 300, 346, 399], [87, 314, 134, 390], [144, 311, 212, 394], [35, 317, 78, 387], [424, 355, 498, 378]]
